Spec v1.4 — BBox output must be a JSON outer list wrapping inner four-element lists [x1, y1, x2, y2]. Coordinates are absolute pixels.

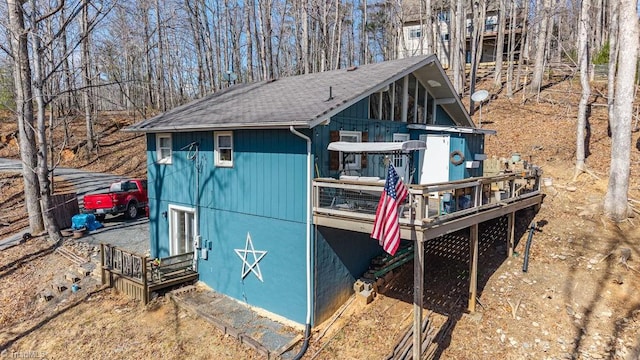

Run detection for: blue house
[[125, 55, 493, 327]]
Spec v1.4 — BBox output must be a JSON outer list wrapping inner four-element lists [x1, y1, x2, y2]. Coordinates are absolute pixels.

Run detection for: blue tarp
[[71, 214, 103, 231]]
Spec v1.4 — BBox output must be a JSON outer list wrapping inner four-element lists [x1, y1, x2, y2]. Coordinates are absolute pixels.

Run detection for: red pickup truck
[[83, 179, 148, 221]]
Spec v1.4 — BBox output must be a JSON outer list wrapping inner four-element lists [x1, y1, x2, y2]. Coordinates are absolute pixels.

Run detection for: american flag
[[371, 164, 408, 255]]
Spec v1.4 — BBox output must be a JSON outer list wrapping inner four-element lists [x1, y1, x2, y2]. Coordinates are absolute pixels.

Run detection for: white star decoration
[[234, 232, 267, 282]]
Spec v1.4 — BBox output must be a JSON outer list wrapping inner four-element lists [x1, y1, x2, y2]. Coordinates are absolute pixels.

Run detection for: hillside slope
[[1, 78, 639, 359]]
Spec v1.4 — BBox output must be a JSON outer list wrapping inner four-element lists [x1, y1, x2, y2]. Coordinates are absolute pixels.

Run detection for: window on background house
[[339, 130, 361, 172], [156, 133, 172, 164], [215, 131, 233, 167], [437, 11, 450, 23], [409, 28, 422, 39]]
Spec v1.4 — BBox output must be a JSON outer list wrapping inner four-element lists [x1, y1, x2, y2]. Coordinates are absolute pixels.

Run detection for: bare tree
[[451, 0, 465, 94], [603, 0, 638, 221], [529, 0, 550, 96], [7, 0, 44, 234], [469, 0, 487, 115], [493, 0, 506, 87], [29, 0, 62, 242], [505, 0, 516, 97], [573, 0, 591, 180], [80, 0, 95, 151], [607, 0, 619, 123]]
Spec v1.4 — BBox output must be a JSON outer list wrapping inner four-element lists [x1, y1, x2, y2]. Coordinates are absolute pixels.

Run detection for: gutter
[[289, 126, 312, 359]]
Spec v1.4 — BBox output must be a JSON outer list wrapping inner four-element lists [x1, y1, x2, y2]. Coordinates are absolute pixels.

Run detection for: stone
[[39, 291, 54, 301], [353, 279, 365, 293], [65, 273, 80, 283], [361, 280, 374, 292], [599, 310, 613, 318], [78, 262, 96, 277], [51, 282, 67, 293], [357, 289, 375, 305]]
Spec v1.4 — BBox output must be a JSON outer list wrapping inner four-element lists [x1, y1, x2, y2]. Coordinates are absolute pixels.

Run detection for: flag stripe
[[370, 164, 408, 256]]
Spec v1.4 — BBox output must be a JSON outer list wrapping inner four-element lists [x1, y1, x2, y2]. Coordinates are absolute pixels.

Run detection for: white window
[[339, 130, 362, 172], [156, 133, 172, 164], [215, 131, 233, 167], [409, 28, 422, 39], [393, 133, 410, 181]]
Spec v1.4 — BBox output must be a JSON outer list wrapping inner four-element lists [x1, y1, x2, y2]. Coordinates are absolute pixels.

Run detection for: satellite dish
[[471, 89, 489, 102], [470, 90, 490, 127]]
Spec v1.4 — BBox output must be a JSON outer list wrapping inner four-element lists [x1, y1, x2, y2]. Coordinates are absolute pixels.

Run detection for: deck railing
[[313, 170, 541, 228], [101, 244, 197, 303]]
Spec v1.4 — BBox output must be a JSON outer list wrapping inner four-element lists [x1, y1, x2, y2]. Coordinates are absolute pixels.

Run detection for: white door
[[419, 134, 450, 184], [169, 205, 196, 256], [392, 133, 410, 181]]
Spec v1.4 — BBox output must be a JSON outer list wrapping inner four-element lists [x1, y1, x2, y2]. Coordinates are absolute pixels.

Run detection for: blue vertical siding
[[314, 117, 408, 179], [434, 105, 455, 126], [448, 133, 484, 180], [449, 136, 466, 181], [314, 227, 384, 324], [148, 129, 311, 324], [334, 98, 369, 119]]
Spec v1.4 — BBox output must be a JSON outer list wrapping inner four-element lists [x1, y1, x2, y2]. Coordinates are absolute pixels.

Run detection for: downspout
[[289, 126, 312, 359]]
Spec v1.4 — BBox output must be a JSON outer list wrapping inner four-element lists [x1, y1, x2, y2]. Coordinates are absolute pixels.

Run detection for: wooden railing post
[[100, 243, 105, 285], [142, 256, 149, 304], [415, 190, 425, 222]]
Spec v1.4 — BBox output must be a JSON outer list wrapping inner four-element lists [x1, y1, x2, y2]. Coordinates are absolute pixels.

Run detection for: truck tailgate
[[83, 194, 116, 211]]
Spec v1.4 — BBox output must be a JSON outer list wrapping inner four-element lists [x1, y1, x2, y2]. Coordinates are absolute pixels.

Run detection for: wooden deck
[[314, 170, 542, 244], [312, 170, 543, 359], [100, 244, 198, 304]]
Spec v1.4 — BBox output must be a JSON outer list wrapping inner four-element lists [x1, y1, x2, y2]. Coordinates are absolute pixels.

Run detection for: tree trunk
[[29, 0, 62, 242], [529, 0, 550, 96], [363, 0, 368, 64], [186, 0, 205, 97], [514, 0, 530, 93], [81, 0, 95, 151], [506, 0, 516, 97], [493, 0, 507, 87], [7, 0, 45, 234], [574, 0, 591, 179], [302, 0, 309, 73], [451, 0, 465, 94], [155, 0, 167, 111], [603, 0, 638, 221], [469, 0, 486, 115], [607, 0, 619, 124], [246, 0, 255, 81], [424, 0, 433, 54]]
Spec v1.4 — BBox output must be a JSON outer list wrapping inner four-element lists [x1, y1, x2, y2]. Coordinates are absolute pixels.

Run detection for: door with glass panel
[[169, 205, 195, 256]]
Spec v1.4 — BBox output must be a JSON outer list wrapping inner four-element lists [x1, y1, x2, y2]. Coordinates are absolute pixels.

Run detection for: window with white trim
[[156, 133, 172, 164], [215, 131, 233, 167], [409, 28, 422, 39], [339, 130, 361, 172]]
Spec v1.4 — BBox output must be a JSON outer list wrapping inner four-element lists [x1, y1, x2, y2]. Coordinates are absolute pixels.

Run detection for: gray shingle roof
[[124, 55, 473, 132]]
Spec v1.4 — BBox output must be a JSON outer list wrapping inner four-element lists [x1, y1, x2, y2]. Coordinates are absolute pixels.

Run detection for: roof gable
[[125, 55, 473, 133]]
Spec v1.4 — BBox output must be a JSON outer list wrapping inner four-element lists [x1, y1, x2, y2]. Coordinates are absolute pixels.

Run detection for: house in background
[[399, 0, 523, 67], [124, 54, 493, 327]]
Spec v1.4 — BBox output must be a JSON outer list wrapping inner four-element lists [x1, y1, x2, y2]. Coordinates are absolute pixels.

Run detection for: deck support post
[[507, 211, 515, 257], [413, 239, 424, 360], [468, 223, 479, 312]]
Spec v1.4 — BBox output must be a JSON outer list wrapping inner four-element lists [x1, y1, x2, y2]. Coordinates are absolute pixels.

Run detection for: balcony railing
[[313, 170, 542, 229]]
